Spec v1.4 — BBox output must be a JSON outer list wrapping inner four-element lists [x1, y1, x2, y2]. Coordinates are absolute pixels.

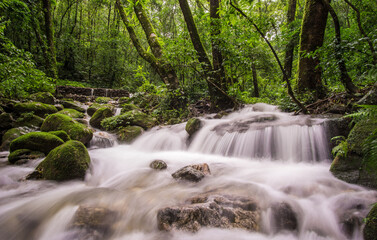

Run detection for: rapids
[[0, 104, 375, 240]]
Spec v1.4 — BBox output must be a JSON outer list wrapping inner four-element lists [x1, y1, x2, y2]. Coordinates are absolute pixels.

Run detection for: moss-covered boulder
[[10, 132, 65, 155], [57, 108, 85, 118], [120, 103, 139, 114], [34, 140, 90, 181], [48, 130, 71, 142], [101, 110, 156, 131], [13, 113, 44, 129], [29, 92, 55, 105], [60, 100, 85, 113], [185, 118, 202, 136], [118, 97, 129, 105], [116, 126, 144, 143], [95, 97, 112, 104], [0, 112, 14, 130], [89, 107, 114, 129], [14, 102, 58, 117], [1, 127, 29, 151], [87, 103, 113, 116], [330, 118, 377, 187], [41, 114, 93, 145], [8, 149, 45, 164], [364, 203, 377, 240]]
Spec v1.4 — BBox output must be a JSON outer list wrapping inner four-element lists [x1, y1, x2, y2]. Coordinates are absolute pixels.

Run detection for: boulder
[[57, 108, 85, 118], [0, 112, 14, 130], [270, 202, 298, 233], [60, 100, 85, 113], [89, 107, 113, 129], [101, 110, 156, 131], [70, 206, 118, 240], [9, 132, 65, 155], [48, 130, 71, 142], [172, 163, 211, 182], [95, 97, 112, 104], [118, 97, 129, 105], [120, 103, 139, 114], [13, 113, 44, 129], [87, 103, 113, 117], [185, 118, 202, 136], [1, 127, 29, 151], [41, 114, 93, 145], [33, 140, 90, 181], [116, 126, 144, 143], [157, 194, 260, 232], [364, 203, 377, 240], [14, 102, 58, 117], [150, 160, 167, 170], [8, 149, 44, 164], [29, 92, 55, 105]]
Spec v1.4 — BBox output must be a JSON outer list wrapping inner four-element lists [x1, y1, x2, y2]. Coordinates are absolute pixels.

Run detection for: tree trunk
[[322, 0, 358, 93], [42, 0, 58, 79], [251, 61, 259, 97], [297, 0, 328, 98], [283, 0, 297, 81]]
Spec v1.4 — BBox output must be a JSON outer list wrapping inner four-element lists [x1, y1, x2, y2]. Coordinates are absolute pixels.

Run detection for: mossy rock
[[185, 118, 202, 136], [60, 100, 85, 113], [1, 127, 29, 151], [29, 92, 55, 105], [8, 149, 45, 164], [87, 103, 113, 117], [120, 103, 139, 114], [0, 105, 4, 114], [116, 126, 144, 143], [90, 107, 114, 129], [364, 203, 377, 240], [14, 102, 58, 117], [13, 113, 44, 129], [0, 112, 14, 129], [101, 110, 157, 131], [35, 140, 90, 181], [95, 97, 112, 104], [48, 130, 71, 142], [57, 108, 85, 118], [41, 114, 93, 145], [118, 97, 129, 105], [9, 132, 65, 155]]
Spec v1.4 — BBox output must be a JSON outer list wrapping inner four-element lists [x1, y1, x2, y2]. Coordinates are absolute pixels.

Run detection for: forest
[[1, 0, 377, 239]]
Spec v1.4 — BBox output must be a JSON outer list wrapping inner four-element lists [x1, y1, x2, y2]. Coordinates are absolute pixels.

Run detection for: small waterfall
[[114, 108, 121, 116]]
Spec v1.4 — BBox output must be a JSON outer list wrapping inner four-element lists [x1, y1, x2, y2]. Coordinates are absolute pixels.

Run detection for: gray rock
[[172, 163, 211, 182], [150, 160, 167, 170]]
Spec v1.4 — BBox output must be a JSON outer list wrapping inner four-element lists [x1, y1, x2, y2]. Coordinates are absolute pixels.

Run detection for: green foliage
[[363, 129, 377, 170], [331, 136, 349, 157]]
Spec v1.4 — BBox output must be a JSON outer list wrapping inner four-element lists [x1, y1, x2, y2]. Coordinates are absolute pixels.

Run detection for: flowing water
[[0, 104, 376, 240]]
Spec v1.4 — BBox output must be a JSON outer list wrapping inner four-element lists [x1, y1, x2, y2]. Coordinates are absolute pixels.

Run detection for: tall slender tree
[[283, 0, 297, 81], [42, 0, 58, 79]]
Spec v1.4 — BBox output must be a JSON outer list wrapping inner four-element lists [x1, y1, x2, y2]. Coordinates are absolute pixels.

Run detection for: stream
[[0, 104, 375, 240]]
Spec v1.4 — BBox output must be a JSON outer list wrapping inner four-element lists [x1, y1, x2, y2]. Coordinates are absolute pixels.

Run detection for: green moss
[[41, 114, 93, 145], [14, 102, 58, 117], [364, 203, 377, 240], [29, 92, 55, 105], [347, 119, 377, 155], [48, 130, 71, 142], [185, 118, 202, 136], [36, 140, 90, 181], [0, 112, 14, 129], [87, 103, 113, 116], [8, 149, 44, 164], [89, 107, 114, 129], [1, 127, 28, 151], [60, 100, 85, 113], [9, 132, 64, 155], [13, 112, 44, 128], [95, 97, 112, 104], [57, 108, 85, 118], [101, 110, 156, 131], [118, 97, 129, 105], [120, 103, 139, 114], [116, 126, 144, 143]]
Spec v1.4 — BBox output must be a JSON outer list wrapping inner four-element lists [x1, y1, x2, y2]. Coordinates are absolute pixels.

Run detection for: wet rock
[[28, 92, 55, 105], [172, 163, 211, 182], [35, 140, 90, 181], [89, 107, 114, 129], [116, 126, 144, 143], [157, 194, 260, 232], [364, 203, 377, 240], [150, 160, 167, 170], [13, 113, 44, 129], [340, 208, 364, 238], [324, 117, 352, 150], [41, 113, 93, 145], [270, 202, 298, 233], [87, 103, 114, 117], [8, 149, 44, 164], [185, 118, 202, 136], [14, 102, 58, 117], [70, 206, 118, 240], [9, 132, 64, 155], [101, 110, 157, 131], [1, 127, 29, 151]]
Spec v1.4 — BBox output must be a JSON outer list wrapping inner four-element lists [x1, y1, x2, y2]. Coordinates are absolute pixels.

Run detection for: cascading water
[[0, 104, 376, 240]]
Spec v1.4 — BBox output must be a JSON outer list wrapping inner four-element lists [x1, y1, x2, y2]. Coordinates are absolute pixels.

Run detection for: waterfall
[[0, 104, 375, 240]]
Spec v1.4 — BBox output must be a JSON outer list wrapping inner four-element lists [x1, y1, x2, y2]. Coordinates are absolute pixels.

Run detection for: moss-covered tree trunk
[[297, 0, 328, 98], [283, 0, 297, 81], [42, 0, 58, 79], [115, 0, 179, 90]]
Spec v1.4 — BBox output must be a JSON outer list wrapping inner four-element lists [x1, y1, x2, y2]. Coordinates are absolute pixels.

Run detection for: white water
[[0, 104, 375, 240]]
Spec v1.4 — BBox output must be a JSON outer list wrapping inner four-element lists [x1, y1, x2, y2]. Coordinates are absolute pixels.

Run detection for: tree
[[297, 0, 328, 98], [283, 0, 297, 81]]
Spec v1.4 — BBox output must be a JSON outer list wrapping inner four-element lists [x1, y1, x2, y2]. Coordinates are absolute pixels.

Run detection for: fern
[[331, 136, 349, 157], [363, 129, 377, 167], [345, 105, 377, 124]]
